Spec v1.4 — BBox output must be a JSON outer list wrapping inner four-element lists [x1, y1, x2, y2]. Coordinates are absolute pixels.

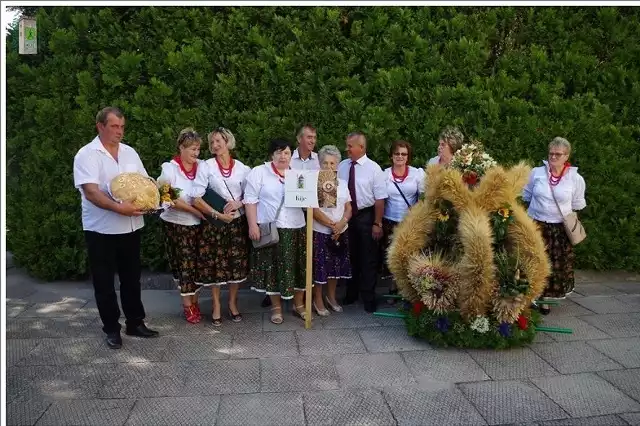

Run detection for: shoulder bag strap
[[392, 180, 412, 208], [274, 195, 285, 221], [545, 164, 565, 217], [223, 180, 236, 201]]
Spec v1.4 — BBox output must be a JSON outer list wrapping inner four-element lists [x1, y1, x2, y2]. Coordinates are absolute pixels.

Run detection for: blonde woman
[[192, 128, 250, 326], [158, 128, 207, 324], [523, 137, 586, 314], [428, 126, 465, 166]]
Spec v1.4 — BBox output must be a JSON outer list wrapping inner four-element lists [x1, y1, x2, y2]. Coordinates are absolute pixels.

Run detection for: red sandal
[[183, 305, 200, 324]]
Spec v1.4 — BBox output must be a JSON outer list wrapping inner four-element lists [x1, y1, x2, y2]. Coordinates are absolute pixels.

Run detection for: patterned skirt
[[536, 220, 576, 298], [380, 218, 400, 279], [312, 231, 352, 284], [249, 227, 306, 300], [197, 217, 250, 286], [163, 221, 201, 296]]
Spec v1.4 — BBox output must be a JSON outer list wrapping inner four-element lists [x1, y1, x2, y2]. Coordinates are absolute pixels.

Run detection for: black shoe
[[105, 332, 122, 349], [125, 323, 159, 338], [364, 302, 378, 313], [261, 296, 272, 308]]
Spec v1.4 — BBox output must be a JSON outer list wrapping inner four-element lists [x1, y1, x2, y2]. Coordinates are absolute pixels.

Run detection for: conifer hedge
[[6, 6, 640, 280]]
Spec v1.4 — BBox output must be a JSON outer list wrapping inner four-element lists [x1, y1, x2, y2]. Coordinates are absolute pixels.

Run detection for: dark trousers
[[85, 230, 146, 334], [346, 208, 379, 305]]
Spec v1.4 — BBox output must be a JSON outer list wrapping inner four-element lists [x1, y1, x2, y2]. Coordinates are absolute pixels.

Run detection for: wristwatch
[[211, 211, 218, 220], [373, 222, 382, 228]]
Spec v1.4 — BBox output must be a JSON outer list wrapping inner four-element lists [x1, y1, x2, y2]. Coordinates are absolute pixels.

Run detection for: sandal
[[325, 296, 343, 313], [270, 306, 283, 324], [228, 309, 243, 323], [539, 304, 551, 315], [313, 302, 330, 317], [183, 305, 201, 324], [293, 305, 312, 321]]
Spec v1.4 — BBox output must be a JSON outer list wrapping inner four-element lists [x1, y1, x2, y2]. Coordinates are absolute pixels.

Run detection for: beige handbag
[[546, 166, 586, 245]]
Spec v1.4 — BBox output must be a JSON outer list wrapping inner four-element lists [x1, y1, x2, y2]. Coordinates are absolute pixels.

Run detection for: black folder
[[201, 187, 228, 227]]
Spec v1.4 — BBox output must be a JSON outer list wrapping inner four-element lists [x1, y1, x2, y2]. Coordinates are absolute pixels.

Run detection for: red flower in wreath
[[517, 314, 528, 330], [463, 171, 478, 186], [412, 301, 424, 316]]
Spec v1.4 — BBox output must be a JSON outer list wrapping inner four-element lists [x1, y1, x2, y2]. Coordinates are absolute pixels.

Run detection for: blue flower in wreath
[[498, 322, 511, 337], [436, 316, 450, 332]]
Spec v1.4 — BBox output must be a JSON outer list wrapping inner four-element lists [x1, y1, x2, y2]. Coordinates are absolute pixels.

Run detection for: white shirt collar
[[293, 148, 317, 161], [352, 153, 369, 165]]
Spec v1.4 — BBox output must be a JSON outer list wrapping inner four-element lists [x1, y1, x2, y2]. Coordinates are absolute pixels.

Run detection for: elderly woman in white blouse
[[192, 127, 251, 326], [311, 145, 352, 316], [428, 126, 465, 166], [157, 128, 208, 324], [244, 138, 307, 325], [381, 140, 425, 297], [522, 137, 586, 315]]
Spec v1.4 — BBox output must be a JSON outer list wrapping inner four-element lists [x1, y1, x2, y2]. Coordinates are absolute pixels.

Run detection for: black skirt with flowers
[[536, 220, 575, 298]]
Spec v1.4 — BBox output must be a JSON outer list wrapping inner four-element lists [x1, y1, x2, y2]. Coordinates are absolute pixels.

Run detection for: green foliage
[[405, 306, 540, 349], [6, 6, 640, 279]]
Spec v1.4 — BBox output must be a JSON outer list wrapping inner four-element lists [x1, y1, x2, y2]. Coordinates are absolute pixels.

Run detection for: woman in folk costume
[[192, 127, 251, 326], [523, 137, 586, 315], [158, 128, 209, 324]]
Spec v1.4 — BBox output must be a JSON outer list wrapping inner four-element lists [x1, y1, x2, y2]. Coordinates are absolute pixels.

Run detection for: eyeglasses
[[393, 152, 408, 157], [548, 152, 567, 158], [179, 131, 199, 142]]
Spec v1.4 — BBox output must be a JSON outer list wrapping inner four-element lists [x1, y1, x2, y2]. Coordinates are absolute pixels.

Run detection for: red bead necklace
[[173, 156, 197, 180], [549, 162, 570, 186], [216, 156, 235, 178], [392, 166, 409, 183], [271, 162, 286, 184]]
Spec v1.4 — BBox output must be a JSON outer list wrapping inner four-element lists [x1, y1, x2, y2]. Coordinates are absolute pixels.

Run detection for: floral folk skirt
[[380, 218, 400, 279], [536, 220, 576, 298], [197, 217, 250, 286], [163, 221, 201, 296], [312, 231, 352, 284], [249, 227, 306, 300]]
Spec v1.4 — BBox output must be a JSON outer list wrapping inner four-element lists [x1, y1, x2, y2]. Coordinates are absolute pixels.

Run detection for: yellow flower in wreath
[[497, 208, 510, 221], [437, 212, 450, 222]]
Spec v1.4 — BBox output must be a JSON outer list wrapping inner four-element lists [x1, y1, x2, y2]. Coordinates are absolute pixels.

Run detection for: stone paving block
[[216, 312, 264, 334], [530, 341, 623, 374], [537, 316, 610, 341], [587, 337, 640, 368], [402, 349, 490, 385], [459, 380, 567, 425], [263, 311, 324, 332], [231, 331, 298, 358], [547, 299, 595, 317], [304, 389, 395, 426], [384, 386, 487, 425], [6, 284, 38, 299], [620, 412, 640, 425], [531, 373, 640, 416], [7, 365, 103, 401], [6, 395, 52, 426], [572, 296, 639, 314], [217, 392, 305, 426], [604, 281, 640, 294], [358, 326, 432, 352], [98, 362, 186, 398], [125, 396, 221, 426], [335, 353, 415, 388], [598, 369, 640, 402], [580, 313, 640, 338], [140, 314, 214, 336], [19, 338, 101, 366], [319, 306, 382, 329], [36, 398, 135, 426], [574, 284, 625, 296], [91, 335, 169, 364], [261, 356, 339, 392], [296, 328, 366, 356], [6, 338, 40, 366], [467, 347, 558, 380], [532, 331, 557, 343], [6, 316, 101, 339], [537, 414, 629, 425], [161, 334, 232, 361], [6, 301, 32, 318], [185, 359, 260, 395], [19, 297, 88, 318]]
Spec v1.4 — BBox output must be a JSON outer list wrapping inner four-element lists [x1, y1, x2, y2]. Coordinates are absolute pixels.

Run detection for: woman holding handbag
[[381, 141, 425, 298], [311, 145, 352, 316], [244, 138, 307, 325], [192, 127, 250, 326], [522, 137, 587, 314]]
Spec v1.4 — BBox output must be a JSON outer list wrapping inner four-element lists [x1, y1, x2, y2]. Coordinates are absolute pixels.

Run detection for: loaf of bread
[[109, 172, 160, 210]]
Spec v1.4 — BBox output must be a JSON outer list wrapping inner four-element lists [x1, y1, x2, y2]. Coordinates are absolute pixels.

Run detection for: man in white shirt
[[73, 107, 159, 349], [290, 124, 320, 171], [337, 132, 388, 312]]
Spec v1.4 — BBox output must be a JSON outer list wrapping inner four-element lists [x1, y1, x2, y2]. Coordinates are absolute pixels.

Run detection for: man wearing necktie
[[337, 132, 388, 312]]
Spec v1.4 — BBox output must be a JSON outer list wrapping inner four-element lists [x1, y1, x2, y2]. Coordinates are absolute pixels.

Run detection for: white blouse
[[313, 179, 351, 235], [192, 158, 252, 219], [427, 156, 440, 165], [383, 166, 425, 222], [157, 160, 203, 226], [244, 163, 306, 229], [522, 160, 587, 224]]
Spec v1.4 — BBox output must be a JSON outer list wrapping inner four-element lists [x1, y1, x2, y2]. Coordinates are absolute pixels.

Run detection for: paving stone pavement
[[5, 265, 640, 426]]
